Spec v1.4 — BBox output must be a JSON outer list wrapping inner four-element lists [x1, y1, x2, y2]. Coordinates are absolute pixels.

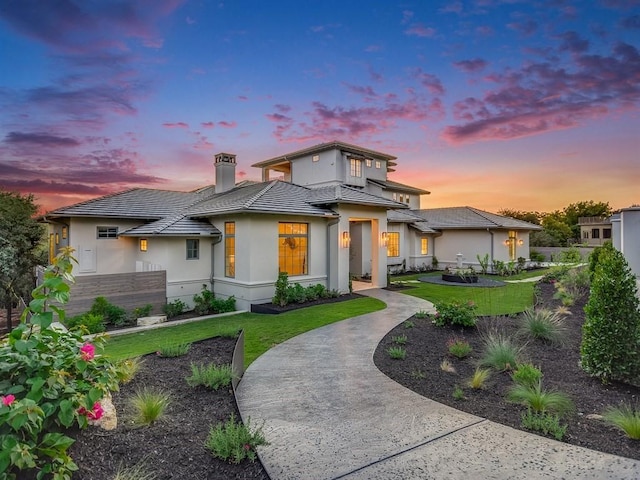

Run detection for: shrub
[[452, 385, 465, 400], [467, 368, 491, 389], [518, 308, 566, 344], [529, 249, 546, 263], [157, 342, 191, 357], [129, 388, 171, 425], [521, 410, 567, 441], [90, 296, 128, 326], [194, 284, 216, 316], [387, 346, 407, 360], [511, 363, 543, 388], [588, 242, 614, 281], [205, 414, 268, 464], [133, 304, 153, 318], [115, 357, 144, 384], [414, 310, 429, 319], [211, 296, 236, 314], [403, 320, 415, 328], [392, 334, 407, 345], [602, 404, 640, 439], [507, 382, 574, 415], [581, 245, 640, 384], [479, 332, 524, 371], [163, 299, 187, 319], [64, 312, 105, 334], [272, 272, 289, 307], [187, 363, 235, 390], [540, 264, 571, 284], [447, 337, 472, 359], [432, 300, 477, 327], [477, 253, 490, 274], [0, 249, 120, 479]]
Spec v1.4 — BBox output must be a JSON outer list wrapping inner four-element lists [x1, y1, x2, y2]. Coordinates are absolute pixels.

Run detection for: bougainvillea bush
[[0, 249, 119, 479]]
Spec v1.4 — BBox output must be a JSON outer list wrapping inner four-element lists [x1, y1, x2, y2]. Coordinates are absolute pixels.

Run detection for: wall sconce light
[[61, 226, 68, 240], [503, 239, 510, 246], [341, 231, 351, 248], [380, 231, 388, 247], [518, 239, 524, 246], [55, 233, 60, 245], [140, 238, 148, 252]]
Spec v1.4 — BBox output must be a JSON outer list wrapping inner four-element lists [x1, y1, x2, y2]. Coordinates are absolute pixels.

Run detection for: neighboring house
[[45, 141, 540, 314], [578, 216, 612, 246], [610, 206, 640, 279]]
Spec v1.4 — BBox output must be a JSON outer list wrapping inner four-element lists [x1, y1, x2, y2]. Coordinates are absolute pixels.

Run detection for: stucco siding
[[620, 209, 640, 278]]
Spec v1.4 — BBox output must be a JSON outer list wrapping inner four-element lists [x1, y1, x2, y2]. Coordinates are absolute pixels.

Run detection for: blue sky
[[0, 0, 638, 213]]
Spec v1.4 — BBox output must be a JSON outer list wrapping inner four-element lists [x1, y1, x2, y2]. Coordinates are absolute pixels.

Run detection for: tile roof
[[387, 209, 439, 233], [412, 206, 542, 230], [367, 178, 430, 195], [120, 214, 221, 236], [308, 185, 409, 209]]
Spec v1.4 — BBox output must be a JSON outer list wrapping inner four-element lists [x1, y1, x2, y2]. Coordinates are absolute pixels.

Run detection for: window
[[405, 195, 410, 204], [225, 222, 235, 277], [375, 160, 381, 169], [97, 226, 118, 239], [583, 231, 589, 239], [312, 154, 319, 162], [279, 222, 308, 275], [62, 226, 67, 239], [392, 193, 397, 201], [399, 194, 404, 203], [592, 228, 600, 239], [387, 232, 400, 257], [365, 159, 372, 167], [350, 158, 362, 177], [603, 228, 611, 239], [421, 238, 428, 255], [139, 239, 148, 252], [186, 239, 199, 260]]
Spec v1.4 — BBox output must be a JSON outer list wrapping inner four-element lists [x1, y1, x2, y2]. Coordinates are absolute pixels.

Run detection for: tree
[[540, 213, 573, 246], [563, 201, 612, 239], [0, 190, 47, 332], [497, 209, 541, 225], [581, 244, 640, 384]]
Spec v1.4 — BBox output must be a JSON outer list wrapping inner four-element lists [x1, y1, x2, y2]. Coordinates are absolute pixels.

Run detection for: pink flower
[[80, 343, 95, 361], [78, 401, 104, 421], [244, 444, 251, 451], [2, 394, 15, 406]]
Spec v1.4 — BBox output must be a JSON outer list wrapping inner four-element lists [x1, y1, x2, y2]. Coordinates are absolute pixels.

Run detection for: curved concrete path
[[236, 289, 640, 479]]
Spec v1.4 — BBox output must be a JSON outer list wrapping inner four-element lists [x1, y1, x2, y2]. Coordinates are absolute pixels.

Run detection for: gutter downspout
[[210, 234, 223, 289], [326, 217, 340, 291], [487, 229, 494, 272]]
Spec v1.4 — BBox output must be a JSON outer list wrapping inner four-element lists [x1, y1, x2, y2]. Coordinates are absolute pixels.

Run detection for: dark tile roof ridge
[[241, 180, 280, 209]]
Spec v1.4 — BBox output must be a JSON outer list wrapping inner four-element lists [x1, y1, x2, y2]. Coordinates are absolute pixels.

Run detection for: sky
[[0, 0, 638, 215]]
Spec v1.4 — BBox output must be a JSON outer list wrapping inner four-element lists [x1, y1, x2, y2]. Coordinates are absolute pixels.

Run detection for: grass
[[186, 363, 235, 390], [393, 269, 549, 316], [205, 414, 268, 464], [129, 388, 171, 425], [479, 332, 525, 371], [521, 410, 568, 441], [392, 334, 407, 345], [518, 308, 567, 344], [115, 356, 144, 384], [511, 363, 543, 388], [507, 382, 574, 416], [113, 460, 156, 480], [157, 341, 191, 357], [104, 297, 385, 366], [467, 367, 491, 389], [387, 346, 407, 359], [602, 405, 640, 439]]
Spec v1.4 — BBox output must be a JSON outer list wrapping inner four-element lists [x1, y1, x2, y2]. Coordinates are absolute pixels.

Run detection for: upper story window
[[350, 158, 362, 177], [392, 193, 397, 201], [279, 222, 308, 275], [583, 231, 589, 239], [186, 239, 199, 260], [97, 226, 118, 239], [405, 195, 410, 204], [387, 232, 400, 257], [365, 159, 372, 167], [399, 194, 404, 203], [312, 155, 319, 162], [375, 160, 381, 169], [592, 228, 600, 239], [603, 228, 611, 239], [225, 222, 235, 277]]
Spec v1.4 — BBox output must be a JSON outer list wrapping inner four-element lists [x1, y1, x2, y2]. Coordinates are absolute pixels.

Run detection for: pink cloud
[[162, 122, 189, 129], [218, 121, 237, 128], [453, 59, 488, 73], [238, 95, 249, 101], [413, 69, 445, 96], [405, 24, 436, 38], [201, 121, 215, 128]]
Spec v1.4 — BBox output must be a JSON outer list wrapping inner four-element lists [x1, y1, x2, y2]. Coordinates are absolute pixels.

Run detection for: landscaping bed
[[374, 282, 640, 461], [69, 337, 269, 479]]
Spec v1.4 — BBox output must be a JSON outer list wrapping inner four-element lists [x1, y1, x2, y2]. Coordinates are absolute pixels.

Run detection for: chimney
[[214, 152, 237, 193]]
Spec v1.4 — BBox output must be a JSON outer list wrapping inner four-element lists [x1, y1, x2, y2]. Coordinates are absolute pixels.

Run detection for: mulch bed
[[69, 338, 269, 479], [374, 282, 640, 461]]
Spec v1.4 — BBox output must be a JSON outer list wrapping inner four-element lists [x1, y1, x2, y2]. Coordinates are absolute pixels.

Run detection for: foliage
[[540, 264, 571, 284], [387, 346, 407, 359], [414, 310, 429, 319], [271, 273, 333, 307], [0, 249, 119, 479], [520, 410, 567, 441], [552, 267, 589, 307], [272, 272, 289, 307], [555, 246, 582, 264], [113, 460, 156, 480], [529, 249, 546, 263], [186, 363, 235, 390], [588, 242, 614, 281], [507, 382, 574, 415], [602, 405, 640, 440], [157, 342, 191, 358], [411, 368, 426, 379], [193, 284, 236, 316], [562, 200, 612, 239], [392, 334, 407, 345], [467, 368, 491, 389], [540, 214, 573, 246], [431, 300, 477, 327], [477, 253, 490, 274], [517, 308, 566, 344], [511, 363, 543, 388], [129, 388, 171, 425], [452, 385, 465, 400], [447, 337, 472, 359], [132, 304, 153, 318], [89, 296, 128, 327], [115, 357, 144, 385], [205, 414, 268, 464], [0, 189, 47, 332], [403, 320, 415, 328], [497, 209, 542, 225], [163, 299, 187, 319], [479, 332, 524, 371], [64, 312, 105, 334], [581, 245, 640, 384], [440, 359, 456, 374]]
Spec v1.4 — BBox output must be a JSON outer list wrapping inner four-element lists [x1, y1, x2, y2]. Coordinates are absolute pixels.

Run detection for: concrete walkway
[[236, 289, 640, 479]]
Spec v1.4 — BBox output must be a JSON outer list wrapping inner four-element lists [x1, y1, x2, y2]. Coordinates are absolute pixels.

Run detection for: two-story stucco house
[[45, 141, 540, 314]]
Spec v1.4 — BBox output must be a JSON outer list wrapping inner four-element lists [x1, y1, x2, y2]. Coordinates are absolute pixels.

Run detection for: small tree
[[581, 246, 640, 384]]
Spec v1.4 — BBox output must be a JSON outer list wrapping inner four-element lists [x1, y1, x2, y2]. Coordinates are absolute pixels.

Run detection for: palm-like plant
[[507, 381, 573, 416], [603, 405, 640, 439]]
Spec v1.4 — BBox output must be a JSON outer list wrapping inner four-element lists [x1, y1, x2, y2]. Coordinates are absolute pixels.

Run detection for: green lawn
[[392, 268, 550, 316], [103, 297, 385, 365]]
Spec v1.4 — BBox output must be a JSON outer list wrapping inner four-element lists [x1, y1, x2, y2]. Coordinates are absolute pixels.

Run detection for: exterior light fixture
[[140, 238, 148, 252], [518, 239, 524, 246], [341, 231, 351, 248], [61, 226, 68, 239], [503, 239, 510, 246], [55, 233, 60, 245], [380, 231, 388, 247]]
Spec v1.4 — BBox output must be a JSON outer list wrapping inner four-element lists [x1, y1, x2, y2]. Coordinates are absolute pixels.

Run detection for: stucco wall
[[620, 208, 640, 278]]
